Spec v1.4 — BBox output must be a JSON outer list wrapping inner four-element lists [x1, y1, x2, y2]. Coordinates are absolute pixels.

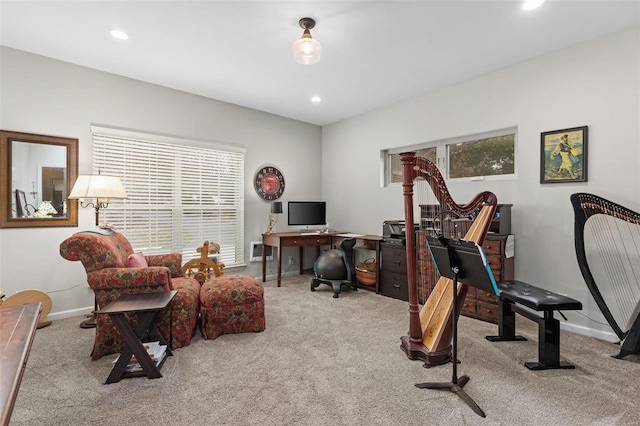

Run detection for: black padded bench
[[485, 280, 582, 370]]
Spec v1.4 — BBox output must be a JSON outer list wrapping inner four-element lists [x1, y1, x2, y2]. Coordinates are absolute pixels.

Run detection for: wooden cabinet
[[380, 242, 411, 301], [416, 204, 514, 324], [460, 233, 514, 323], [489, 204, 512, 235], [378, 205, 514, 324]]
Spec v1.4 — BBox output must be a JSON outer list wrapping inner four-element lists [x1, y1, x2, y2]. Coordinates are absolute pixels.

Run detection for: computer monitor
[[288, 201, 327, 230]]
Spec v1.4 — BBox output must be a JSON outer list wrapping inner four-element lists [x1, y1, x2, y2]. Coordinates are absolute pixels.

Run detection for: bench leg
[[525, 311, 575, 370], [485, 299, 527, 343]]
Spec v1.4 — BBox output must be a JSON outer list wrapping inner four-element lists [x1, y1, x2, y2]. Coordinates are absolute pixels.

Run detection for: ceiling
[[1, 1, 638, 126]]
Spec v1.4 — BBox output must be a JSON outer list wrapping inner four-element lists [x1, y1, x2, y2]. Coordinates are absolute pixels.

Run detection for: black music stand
[[415, 236, 500, 418]]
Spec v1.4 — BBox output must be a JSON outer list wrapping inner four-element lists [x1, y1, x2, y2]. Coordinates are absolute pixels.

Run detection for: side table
[[95, 291, 176, 384]]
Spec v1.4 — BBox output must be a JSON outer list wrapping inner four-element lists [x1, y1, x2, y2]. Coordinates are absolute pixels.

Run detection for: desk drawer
[[283, 236, 332, 247]]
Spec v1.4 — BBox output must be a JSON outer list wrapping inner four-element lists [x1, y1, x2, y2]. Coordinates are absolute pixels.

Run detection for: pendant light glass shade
[[293, 18, 321, 65]]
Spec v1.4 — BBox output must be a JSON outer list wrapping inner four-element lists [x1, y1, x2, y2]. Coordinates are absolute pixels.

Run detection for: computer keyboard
[[301, 229, 326, 235]]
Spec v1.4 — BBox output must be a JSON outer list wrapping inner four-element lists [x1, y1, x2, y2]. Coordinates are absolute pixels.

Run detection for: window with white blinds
[[91, 127, 245, 267]]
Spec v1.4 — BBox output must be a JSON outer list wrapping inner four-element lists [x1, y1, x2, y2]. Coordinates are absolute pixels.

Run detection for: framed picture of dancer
[[540, 126, 588, 183]]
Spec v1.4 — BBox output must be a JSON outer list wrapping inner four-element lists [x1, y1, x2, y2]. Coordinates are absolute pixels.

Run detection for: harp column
[[399, 152, 430, 361]]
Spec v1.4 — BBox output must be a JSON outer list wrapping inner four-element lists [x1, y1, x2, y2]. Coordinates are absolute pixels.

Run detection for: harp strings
[[620, 219, 640, 330], [412, 161, 479, 303], [415, 176, 438, 303], [585, 205, 640, 331]]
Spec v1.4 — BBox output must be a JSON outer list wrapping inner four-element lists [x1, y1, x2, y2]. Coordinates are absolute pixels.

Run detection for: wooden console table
[[0, 302, 41, 425], [262, 232, 382, 292]]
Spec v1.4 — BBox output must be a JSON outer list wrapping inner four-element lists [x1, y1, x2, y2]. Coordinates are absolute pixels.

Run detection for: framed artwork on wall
[[540, 126, 588, 184]]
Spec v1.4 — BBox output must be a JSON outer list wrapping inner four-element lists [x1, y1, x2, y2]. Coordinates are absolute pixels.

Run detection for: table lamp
[[265, 201, 282, 235]]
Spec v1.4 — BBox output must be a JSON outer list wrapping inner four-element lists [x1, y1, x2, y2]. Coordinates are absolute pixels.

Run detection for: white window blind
[[92, 127, 245, 267]]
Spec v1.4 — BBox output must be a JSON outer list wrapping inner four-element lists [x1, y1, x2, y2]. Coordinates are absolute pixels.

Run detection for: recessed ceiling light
[[523, 0, 545, 11], [110, 29, 129, 40], [311, 96, 322, 103]]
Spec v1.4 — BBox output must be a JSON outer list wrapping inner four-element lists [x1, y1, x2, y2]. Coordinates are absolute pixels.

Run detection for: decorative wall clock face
[[254, 165, 285, 200]]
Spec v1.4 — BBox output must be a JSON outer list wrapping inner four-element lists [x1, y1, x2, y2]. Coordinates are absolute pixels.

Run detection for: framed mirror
[[0, 130, 78, 228]]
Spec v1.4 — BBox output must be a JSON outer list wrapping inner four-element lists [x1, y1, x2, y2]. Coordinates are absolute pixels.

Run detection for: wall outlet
[[288, 256, 294, 265]]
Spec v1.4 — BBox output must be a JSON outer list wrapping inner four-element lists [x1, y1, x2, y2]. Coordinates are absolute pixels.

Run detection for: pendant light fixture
[[293, 17, 321, 65]]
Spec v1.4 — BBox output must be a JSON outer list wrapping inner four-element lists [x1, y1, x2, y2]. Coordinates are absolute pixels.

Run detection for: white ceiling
[[1, 1, 638, 126]]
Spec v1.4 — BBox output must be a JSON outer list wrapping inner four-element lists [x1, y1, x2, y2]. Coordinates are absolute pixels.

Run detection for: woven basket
[[355, 258, 377, 286]]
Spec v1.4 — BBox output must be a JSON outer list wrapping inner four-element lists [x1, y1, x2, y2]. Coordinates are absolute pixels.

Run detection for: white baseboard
[[561, 321, 618, 343], [258, 270, 300, 281], [47, 306, 93, 322]]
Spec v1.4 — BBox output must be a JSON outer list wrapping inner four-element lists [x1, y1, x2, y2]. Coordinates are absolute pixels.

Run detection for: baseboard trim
[[47, 306, 93, 322], [258, 270, 303, 281], [561, 321, 618, 343]]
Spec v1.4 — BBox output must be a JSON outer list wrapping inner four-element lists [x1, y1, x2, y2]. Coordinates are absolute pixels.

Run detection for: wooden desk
[[95, 291, 176, 384], [262, 232, 382, 292], [0, 302, 41, 426]]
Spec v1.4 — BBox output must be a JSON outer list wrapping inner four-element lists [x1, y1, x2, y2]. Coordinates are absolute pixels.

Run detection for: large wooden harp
[[399, 152, 497, 366], [571, 192, 640, 359]]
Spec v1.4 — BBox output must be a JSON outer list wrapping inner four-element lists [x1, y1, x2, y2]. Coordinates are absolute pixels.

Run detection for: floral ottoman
[[200, 275, 265, 340]]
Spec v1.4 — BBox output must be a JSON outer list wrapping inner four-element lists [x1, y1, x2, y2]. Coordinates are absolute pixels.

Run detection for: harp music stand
[[416, 235, 501, 418]]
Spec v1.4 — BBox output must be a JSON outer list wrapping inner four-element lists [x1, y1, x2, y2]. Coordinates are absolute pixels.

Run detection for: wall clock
[[254, 165, 285, 200]]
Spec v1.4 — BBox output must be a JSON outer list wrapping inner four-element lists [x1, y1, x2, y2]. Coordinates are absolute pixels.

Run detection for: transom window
[[383, 128, 516, 185]]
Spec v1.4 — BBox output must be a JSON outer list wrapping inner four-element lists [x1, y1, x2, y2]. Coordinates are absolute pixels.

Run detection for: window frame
[[91, 125, 246, 267], [381, 127, 517, 186]]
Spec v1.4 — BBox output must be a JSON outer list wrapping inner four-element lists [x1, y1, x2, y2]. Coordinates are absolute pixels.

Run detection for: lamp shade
[[271, 201, 283, 214], [68, 174, 128, 200], [293, 32, 321, 65]]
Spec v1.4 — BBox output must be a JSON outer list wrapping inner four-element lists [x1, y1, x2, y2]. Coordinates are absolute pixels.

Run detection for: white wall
[[322, 28, 640, 341], [0, 47, 322, 320], [2, 28, 639, 341]]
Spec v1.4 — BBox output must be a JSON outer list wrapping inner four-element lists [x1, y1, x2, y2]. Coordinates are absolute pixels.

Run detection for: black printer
[[382, 220, 417, 245]]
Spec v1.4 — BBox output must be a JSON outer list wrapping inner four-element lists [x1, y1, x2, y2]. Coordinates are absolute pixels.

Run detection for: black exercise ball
[[315, 250, 347, 280]]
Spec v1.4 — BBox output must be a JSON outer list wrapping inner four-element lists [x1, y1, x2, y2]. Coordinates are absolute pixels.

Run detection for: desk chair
[[311, 238, 357, 298]]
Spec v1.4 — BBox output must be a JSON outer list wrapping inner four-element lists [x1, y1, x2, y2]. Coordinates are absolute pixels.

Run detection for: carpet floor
[[9, 274, 640, 425]]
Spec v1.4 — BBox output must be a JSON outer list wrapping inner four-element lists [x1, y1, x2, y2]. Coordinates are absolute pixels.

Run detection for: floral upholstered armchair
[[60, 230, 200, 360]]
